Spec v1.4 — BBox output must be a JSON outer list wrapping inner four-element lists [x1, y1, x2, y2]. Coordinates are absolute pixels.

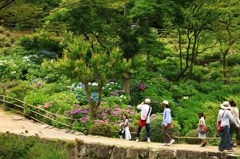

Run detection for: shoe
[[136, 138, 139, 142], [233, 143, 237, 147], [168, 139, 175, 145], [147, 138, 151, 143], [162, 143, 168, 146], [201, 142, 207, 147], [228, 149, 234, 152]]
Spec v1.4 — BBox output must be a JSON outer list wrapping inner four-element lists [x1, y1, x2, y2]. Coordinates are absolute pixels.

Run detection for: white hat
[[162, 100, 169, 105], [220, 101, 231, 110], [145, 98, 151, 104]]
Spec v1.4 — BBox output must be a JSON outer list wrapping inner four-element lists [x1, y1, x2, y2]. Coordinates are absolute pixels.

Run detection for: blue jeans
[[219, 126, 232, 151], [136, 123, 151, 138]]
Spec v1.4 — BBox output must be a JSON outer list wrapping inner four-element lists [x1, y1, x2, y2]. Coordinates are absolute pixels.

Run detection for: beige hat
[[161, 100, 169, 105], [145, 98, 151, 104], [220, 101, 231, 110]]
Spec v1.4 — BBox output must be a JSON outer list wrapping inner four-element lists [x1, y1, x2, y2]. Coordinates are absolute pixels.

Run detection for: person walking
[[136, 98, 152, 142], [229, 99, 240, 147], [217, 101, 240, 152], [161, 100, 175, 146], [119, 114, 131, 140], [197, 112, 207, 147]]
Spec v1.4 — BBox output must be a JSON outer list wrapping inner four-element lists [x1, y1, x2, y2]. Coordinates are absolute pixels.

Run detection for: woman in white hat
[[161, 100, 175, 146], [217, 101, 240, 152]]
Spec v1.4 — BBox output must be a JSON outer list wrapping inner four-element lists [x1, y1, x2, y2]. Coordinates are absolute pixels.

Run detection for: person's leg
[[136, 126, 142, 141], [145, 124, 151, 138], [219, 126, 229, 151], [162, 125, 171, 143], [145, 124, 151, 142]]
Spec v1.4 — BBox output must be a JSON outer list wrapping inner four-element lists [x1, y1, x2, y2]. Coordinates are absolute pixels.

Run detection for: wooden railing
[[0, 95, 77, 129]]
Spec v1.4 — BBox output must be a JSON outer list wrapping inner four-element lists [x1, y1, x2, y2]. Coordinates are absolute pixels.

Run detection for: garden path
[[0, 108, 240, 155]]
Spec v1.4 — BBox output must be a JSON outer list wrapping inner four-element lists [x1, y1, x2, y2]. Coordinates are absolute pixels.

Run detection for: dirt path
[[0, 108, 240, 154]]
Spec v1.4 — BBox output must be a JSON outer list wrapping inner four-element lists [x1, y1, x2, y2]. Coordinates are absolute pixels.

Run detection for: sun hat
[[220, 101, 231, 110], [145, 98, 151, 104], [161, 100, 169, 105]]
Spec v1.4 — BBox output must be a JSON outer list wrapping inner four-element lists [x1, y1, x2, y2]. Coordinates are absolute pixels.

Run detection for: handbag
[[138, 106, 152, 127], [217, 110, 226, 133], [198, 125, 207, 134], [169, 122, 174, 128], [138, 119, 146, 127]]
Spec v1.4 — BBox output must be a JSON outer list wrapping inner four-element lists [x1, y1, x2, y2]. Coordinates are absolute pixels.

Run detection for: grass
[[0, 133, 70, 159]]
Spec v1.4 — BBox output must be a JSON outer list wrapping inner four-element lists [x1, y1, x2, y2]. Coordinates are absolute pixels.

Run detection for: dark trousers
[[230, 123, 240, 141], [219, 126, 232, 151], [136, 123, 151, 138], [162, 124, 172, 143]]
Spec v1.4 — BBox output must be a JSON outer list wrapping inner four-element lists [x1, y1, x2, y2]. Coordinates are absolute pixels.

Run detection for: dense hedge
[[0, 133, 70, 159]]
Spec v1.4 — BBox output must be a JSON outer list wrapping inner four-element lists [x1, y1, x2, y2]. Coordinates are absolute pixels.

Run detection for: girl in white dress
[[120, 114, 131, 140], [197, 112, 207, 147]]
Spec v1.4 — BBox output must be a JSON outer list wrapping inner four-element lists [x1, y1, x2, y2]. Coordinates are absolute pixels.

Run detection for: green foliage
[[89, 122, 115, 137], [6, 81, 34, 101], [140, 115, 181, 142], [0, 133, 69, 159]]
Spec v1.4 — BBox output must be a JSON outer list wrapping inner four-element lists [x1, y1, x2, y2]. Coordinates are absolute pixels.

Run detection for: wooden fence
[[0, 95, 222, 142]]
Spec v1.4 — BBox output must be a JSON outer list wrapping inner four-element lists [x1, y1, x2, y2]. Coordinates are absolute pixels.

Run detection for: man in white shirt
[[136, 98, 152, 142]]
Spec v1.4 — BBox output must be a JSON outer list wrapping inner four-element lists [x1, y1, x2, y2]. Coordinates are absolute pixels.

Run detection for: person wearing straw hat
[[161, 100, 175, 146], [217, 101, 240, 152]]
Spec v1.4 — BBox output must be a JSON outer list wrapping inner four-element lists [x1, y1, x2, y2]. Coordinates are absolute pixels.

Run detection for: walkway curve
[[0, 108, 240, 155]]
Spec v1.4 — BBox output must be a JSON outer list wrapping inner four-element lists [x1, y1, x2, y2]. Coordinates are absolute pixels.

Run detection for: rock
[[110, 146, 126, 159], [95, 144, 111, 159], [74, 132, 84, 135], [12, 116, 24, 120], [226, 154, 238, 159], [158, 150, 176, 159], [41, 125, 49, 129], [125, 148, 139, 159]]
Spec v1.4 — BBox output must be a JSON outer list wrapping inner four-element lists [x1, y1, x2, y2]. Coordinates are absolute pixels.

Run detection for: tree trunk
[[122, 75, 130, 95], [222, 53, 227, 84], [84, 82, 96, 118], [178, 27, 183, 71], [189, 31, 199, 79]]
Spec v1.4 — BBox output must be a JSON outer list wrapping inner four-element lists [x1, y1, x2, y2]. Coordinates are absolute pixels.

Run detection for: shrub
[[140, 115, 181, 142], [89, 122, 115, 137], [0, 133, 69, 159], [6, 81, 34, 101]]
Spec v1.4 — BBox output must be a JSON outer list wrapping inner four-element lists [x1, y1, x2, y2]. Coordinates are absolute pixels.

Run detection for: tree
[[173, 0, 218, 81], [213, 0, 240, 83], [53, 35, 123, 118], [0, 0, 60, 29]]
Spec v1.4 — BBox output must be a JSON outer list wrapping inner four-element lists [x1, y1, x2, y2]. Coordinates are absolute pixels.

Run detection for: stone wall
[[67, 139, 239, 159]]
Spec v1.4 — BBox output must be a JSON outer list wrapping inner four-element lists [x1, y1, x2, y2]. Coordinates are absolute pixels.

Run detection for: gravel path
[[1, 108, 240, 154]]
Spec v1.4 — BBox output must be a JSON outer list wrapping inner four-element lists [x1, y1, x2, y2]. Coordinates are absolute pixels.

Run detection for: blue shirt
[[162, 108, 172, 126]]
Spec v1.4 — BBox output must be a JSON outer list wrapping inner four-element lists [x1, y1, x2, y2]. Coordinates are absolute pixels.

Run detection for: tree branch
[[0, 0, 16, 10]]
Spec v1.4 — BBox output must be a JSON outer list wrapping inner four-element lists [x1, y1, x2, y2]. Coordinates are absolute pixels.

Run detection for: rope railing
[[0, 95, 76, 129]]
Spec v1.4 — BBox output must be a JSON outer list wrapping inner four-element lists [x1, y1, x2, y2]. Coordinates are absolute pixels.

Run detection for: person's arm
[[228, 111, 240, 127], [217, 111, 221, 126], [137, 102, 144, 109], [162, 109, 167, 126], [236, 108, 240, 124], [197, 119, 203, 126]]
